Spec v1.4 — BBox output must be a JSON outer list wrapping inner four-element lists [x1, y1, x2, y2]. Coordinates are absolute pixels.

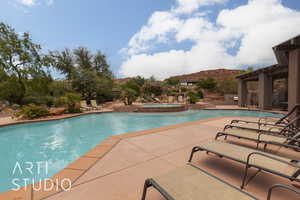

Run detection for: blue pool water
[[0, 110, 282, 192], [142, 104, 182, 108]]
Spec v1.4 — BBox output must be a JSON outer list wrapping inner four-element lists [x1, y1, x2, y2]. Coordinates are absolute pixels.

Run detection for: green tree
[[165, 77, 179, 86], [197, 77, 217, 91], [121, 88, 138, 105], [0, 23, 49, 103], [217, 78, 238, 94], [186, 91, 199, 104], [143, 82, 164, 96], [50, 47, 113, 102]]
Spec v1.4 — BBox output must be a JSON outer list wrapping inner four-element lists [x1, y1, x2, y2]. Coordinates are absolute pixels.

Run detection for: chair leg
[[141, 179, 152, 200], [241, 165, 250, 189], [188, 147, 201, 162]]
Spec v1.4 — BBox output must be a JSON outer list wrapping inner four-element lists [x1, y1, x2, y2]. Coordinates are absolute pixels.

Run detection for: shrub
[[187, 91, 199, 104], [22, 96, 54, 107], [121, 88, 137, 105], [16, 105, 50, 119], [54, 93, 81, 113], [197, 77, 217, 91], [196, 90, 204, 99]]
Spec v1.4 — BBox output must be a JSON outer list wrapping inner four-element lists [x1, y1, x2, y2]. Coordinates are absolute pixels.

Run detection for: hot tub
[[136, 104, 188, 112]]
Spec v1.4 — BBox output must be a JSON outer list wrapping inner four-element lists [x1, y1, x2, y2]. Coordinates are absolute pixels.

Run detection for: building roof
[[236, 34, 300, 81], [273, 34, 300, 65], [236, 64, 287, 80]]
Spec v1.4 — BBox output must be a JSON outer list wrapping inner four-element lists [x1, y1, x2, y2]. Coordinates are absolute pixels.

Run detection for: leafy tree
[[217, 78, 238, 94], [165, 77, 179, 86], [186, 91, 199, 104], [48, 49, 74, 80], [197, 77, 217, 91], [50, 47, 113, 102], [121, 88, 137, 105], [143, 82, 164, 97], [132, 76, 145, 87], [0, 22, 49, 103], [123, 79, 141, 96]]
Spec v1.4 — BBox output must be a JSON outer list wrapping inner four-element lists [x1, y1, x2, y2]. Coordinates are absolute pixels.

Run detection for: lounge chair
[[91, 100, 101, 110], [215, 127, 300, 151], [188, 140, 300, 189], [230, 104, 300, 132], [225, 115, 300, 137], [80, 100, 92, 111], [141, 163, 300, 200]]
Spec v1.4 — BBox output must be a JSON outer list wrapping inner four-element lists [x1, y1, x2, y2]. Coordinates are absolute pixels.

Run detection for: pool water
[[0, 110, 282, 192], [142, 104, 182, 108]]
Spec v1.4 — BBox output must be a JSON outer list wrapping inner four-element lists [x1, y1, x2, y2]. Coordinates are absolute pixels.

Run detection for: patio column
[[238, 79, 247, 107], [258, 72, 273, 110], [288, 49, 300, 122]]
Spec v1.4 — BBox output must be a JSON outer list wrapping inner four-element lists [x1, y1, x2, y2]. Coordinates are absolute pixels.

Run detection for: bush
[[197, 77, 217, 91], [196, 90, 203, 99], [54, 93, 81, 113], [121, 88, 138, 105], [187, 91, 199, 104], [22, 96, 54, 107], [16, 105, 50, 119]]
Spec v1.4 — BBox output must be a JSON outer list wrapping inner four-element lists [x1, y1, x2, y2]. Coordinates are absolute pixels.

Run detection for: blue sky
[[1, 0, 300, 79]]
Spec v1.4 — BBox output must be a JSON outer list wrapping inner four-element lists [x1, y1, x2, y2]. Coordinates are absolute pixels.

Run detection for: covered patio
[[237, 35, 300, 113]]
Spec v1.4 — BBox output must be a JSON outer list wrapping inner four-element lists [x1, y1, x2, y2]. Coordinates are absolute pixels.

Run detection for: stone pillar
[[288, 49, 300, 122], [238, 79, 247, 107], [258, 72, 273, 110]]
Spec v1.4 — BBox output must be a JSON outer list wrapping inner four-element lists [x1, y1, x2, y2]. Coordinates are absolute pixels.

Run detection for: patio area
[[5, 116, 298, 200]]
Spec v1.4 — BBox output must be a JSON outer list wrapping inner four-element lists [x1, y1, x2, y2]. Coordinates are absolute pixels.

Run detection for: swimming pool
[[0, 110, 282, 192]]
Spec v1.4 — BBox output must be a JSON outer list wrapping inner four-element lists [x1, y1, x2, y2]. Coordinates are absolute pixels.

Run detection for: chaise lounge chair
[[216, 126, 300, 151], [80, 100, 92, 111], [225, 115, 300, 137], [141, 163, 300, 200], [229, 104, 300, 133], [91, 100, 101, 110], [188, 140, 300, 189]]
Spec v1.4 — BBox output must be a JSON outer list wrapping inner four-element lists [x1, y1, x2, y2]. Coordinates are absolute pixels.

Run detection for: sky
[[1, 0, 300, 80]]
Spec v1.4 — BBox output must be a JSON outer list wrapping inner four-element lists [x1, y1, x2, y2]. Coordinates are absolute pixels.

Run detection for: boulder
[[49, 107, 66, 115]]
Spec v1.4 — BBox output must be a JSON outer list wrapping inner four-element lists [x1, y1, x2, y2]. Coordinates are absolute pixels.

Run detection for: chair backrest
[[91, 100, 97, 107], [80, 100, 88, 107]]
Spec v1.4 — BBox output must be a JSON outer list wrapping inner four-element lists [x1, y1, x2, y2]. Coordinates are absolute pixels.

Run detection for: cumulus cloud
[[173, 0, 227, 14], [17, 0, 54, 7], [119, 0, 300, 79], [19, 0, 36, 6]]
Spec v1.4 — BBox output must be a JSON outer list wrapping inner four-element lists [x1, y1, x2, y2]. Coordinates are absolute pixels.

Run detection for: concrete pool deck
[[1, 115, 298, 200]]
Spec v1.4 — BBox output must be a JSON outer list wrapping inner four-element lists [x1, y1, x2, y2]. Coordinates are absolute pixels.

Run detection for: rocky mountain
[[168, 69, 243, 82]]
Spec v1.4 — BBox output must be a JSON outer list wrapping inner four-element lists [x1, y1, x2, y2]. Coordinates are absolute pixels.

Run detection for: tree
[[197, 77, 217, 91], [217, 78, 238, 94], [0, 22, 50, 103], [143, 82, 164, 97], [48, 49, 74, 80], [121, 88, 137, 105], [165, 77, 179, 86], [50, 47, 114, 102], [186, 91, 199, 104]]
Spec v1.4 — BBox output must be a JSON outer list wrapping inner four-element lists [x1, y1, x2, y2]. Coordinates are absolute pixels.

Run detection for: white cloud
[[119, 0, 300, 79], [17, 0, 54, 7], [173, 0, 227, 14], [19, 0, 36, 6]]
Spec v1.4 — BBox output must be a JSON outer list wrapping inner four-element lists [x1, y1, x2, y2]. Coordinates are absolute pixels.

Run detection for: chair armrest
[[267, 183, 300, 200]]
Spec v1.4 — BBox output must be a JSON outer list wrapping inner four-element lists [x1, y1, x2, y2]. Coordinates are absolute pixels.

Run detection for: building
[[237, 35, 300, 114]]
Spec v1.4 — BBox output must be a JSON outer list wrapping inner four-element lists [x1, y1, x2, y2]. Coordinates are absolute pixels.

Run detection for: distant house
[[169, 69, 242, 87], [179, 79, 198, 86]]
